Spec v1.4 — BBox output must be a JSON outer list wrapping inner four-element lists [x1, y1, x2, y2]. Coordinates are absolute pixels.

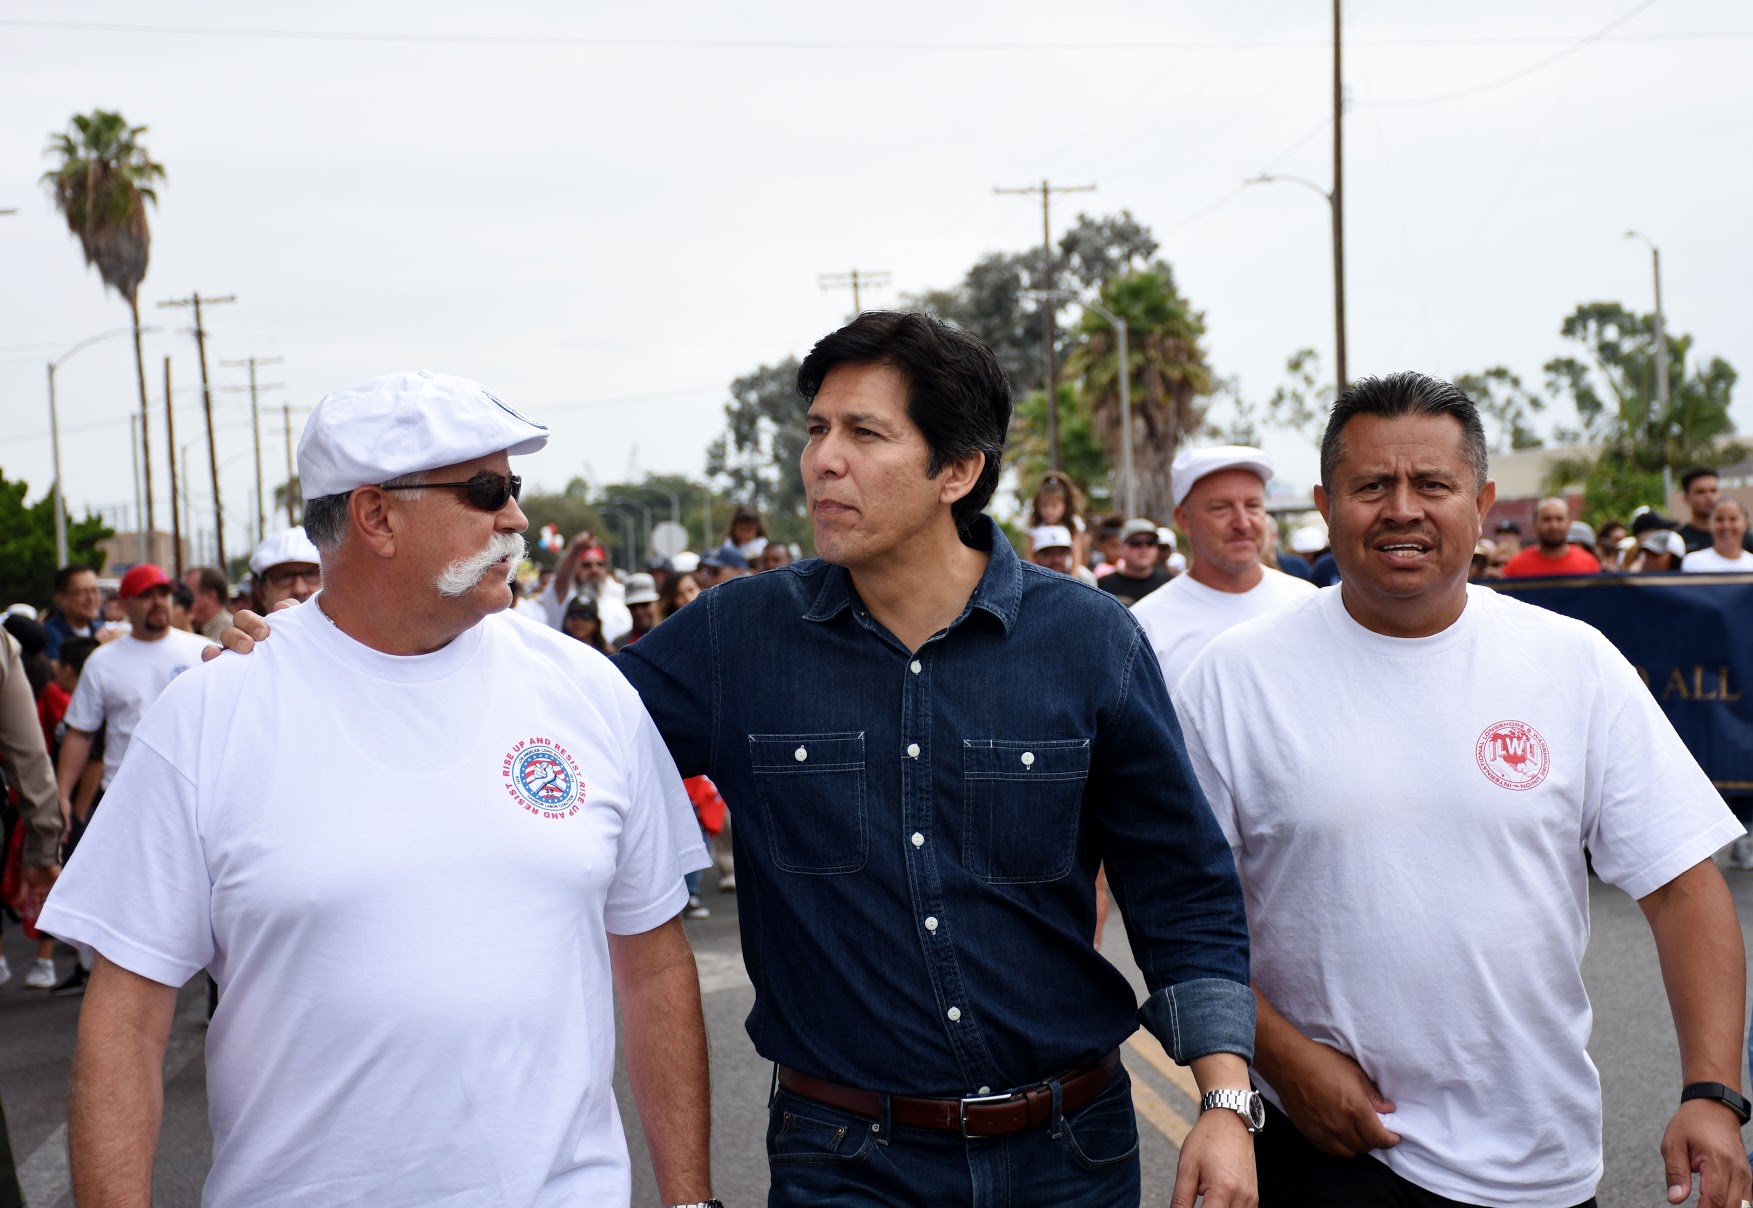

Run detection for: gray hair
[[299, 471, 427, 555]]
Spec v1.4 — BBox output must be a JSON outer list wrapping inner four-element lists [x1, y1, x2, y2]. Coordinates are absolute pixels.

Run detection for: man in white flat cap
[[247, 525, 324, 612], [1132, 445, 1315, 689], [41, 370, 715, 1208]]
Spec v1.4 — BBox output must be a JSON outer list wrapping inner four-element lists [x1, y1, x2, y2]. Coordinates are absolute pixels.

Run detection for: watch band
[[1199, 1087, 1267, 1134], [664, 1201, 724, 1208], [1681, 1081, 1752, 1126]]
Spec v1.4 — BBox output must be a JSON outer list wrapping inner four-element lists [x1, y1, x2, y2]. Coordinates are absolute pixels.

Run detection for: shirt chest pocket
[[962, 739, 1091, 884], [749, 733, 868, 875]]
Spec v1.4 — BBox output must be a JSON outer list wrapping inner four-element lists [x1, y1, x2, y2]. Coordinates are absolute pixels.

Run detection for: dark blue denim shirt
[[616, 516, 1253, 1095]]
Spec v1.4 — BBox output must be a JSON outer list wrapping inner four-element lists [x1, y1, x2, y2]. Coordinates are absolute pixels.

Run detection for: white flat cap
[[250, 527, 322, 575], [297, 370, 548, 499], [1030, 524, 1073, 551], [1170, 445, 1275, 507]]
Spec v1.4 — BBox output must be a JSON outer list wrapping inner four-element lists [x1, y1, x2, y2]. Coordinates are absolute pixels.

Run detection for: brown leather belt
[[776, 1049, 1121, 1138]]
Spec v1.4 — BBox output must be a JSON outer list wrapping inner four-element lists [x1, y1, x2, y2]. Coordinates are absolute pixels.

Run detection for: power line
[[1361, 0, 1659, 108], [819, 269, 891, 315], [1, 16, 1745, 52]]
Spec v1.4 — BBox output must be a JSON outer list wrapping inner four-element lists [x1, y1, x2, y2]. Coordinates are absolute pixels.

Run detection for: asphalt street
[[3, 860, 1750, 1207]]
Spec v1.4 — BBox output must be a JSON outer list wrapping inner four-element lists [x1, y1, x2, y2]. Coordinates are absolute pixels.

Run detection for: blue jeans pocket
[[767, 1093, 877, 1166], [1058, 1067, 1140, 1172]]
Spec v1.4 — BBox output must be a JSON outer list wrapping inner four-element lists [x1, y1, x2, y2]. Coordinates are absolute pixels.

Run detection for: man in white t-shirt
[[1174, 372, 1751, 1208], [1681, 498, 1752, 573], [1132, 445, 1315, 689], [41, 371, 715, 1208], [543, 531, 633, 644], [54, 562, 215, 820]]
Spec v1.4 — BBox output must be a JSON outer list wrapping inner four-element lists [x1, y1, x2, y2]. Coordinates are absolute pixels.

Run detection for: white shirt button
[[906, 743, 920, 758], [978, 1086, 991, 1095], [911, 831, 924, 847], [1021, 751, 1035, 767], [925, 916, 938, 931], [947, 1006, 962, 1022], [794, 747, 808, 762], [910, 660, 922, 674]]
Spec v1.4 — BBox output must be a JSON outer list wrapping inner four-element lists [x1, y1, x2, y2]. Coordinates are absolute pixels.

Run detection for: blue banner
[[1488, 573, 1753, 792]]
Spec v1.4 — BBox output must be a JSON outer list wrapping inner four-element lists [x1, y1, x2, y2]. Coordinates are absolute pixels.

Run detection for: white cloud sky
[[2, 0, 1749, 560]]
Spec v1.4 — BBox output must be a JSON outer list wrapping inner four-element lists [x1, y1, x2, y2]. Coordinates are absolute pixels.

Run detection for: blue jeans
[[765, 1064, 1142, 1207]]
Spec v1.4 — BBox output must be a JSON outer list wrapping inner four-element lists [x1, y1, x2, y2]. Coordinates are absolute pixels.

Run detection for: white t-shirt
[[540, 576, 632, 645], [1175, 585, 1741, 1207], [1681, 546, 1751, 572], [63, 628, 216, 788], [42, 601, 708, 1208], [1131, 566, 1315, 690]]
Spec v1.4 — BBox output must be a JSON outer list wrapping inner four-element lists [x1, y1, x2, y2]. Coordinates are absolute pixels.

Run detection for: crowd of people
[[0, 329, 1747, 1208]]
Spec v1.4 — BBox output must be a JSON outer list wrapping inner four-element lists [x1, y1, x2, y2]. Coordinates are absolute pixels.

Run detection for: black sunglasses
[[378, 471, 522, 511]]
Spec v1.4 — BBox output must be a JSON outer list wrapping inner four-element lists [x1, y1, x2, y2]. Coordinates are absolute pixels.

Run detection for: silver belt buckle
[[958, 1090, 1017, 1139]]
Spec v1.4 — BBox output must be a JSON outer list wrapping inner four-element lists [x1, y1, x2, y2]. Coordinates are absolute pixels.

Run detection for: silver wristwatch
[[1200, 1088, 1266, 1134], [664, 1202, 724, 1208]]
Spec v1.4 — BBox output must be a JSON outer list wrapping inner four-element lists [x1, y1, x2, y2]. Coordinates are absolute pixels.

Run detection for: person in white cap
[[1131, 445, 1316, 689], [247, 526, 324, 612], [1026, 524, 1076, 576], [41, 370, 715, 1208]]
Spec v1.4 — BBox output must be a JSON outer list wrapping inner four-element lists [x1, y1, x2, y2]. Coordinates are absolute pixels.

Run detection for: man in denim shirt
[[618, 313, 1259, 1207]]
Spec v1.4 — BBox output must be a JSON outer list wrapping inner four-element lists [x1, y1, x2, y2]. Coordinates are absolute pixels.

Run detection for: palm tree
[[43, 110, 166, 543], [1062, 271, 1213, 523]]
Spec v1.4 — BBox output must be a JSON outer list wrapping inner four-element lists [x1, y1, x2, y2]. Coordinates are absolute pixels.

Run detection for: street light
[[1023, 291, 1135, 519], [609, 496, 652, 567], [47, 326, 163, 565], [1247, 172, 1347, 402], [599, 506, 635, 573], [1624, 231, 1670, 418]]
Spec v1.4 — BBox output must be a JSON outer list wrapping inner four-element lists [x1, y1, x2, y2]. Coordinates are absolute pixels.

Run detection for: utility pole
[[1332, 0, 1348, 398], [158, 292, 236, 570], [222, 356, 284, 546], [818, 268, 891, 316], [283, 404, 298, 526], [995, 179, 1096, 470], [1624, 231, 1670, 416], [164, 357, 183, 576], [130, 414, 145, 562]]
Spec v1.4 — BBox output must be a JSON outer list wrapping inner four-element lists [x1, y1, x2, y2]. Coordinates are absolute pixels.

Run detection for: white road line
[[20, 999, 207, 1208]]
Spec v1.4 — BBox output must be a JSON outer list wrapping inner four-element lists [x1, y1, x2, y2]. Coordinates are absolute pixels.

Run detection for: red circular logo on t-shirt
[[1475, 720, 1549, 791]]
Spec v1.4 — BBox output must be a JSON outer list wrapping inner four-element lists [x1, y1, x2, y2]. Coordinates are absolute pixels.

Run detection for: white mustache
[[434, 532, 527, 598]]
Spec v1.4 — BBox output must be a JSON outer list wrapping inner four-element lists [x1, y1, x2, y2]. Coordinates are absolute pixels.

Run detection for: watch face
[[1245, 1092, 1267, 1131]]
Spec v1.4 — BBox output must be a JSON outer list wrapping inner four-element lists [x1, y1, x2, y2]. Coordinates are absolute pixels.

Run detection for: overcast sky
[[2, 0, 1749, 559]]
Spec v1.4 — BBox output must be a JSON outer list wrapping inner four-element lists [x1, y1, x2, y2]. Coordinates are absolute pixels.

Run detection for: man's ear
[[349, 488, 400, 559], [936, 451, 985, 508]]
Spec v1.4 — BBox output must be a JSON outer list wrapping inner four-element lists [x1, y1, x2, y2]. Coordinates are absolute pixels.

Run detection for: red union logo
[[1475, 720, 1549, 791]]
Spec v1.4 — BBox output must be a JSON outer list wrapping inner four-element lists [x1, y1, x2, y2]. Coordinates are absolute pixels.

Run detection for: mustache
[[434, 531, 527, 598]]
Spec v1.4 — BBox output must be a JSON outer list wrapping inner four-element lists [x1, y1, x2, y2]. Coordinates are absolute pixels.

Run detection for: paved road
[[4, 862, 1750, 1206]]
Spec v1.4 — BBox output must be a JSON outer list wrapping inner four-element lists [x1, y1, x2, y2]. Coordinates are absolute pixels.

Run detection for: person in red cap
[[53, 565, 215, 908]]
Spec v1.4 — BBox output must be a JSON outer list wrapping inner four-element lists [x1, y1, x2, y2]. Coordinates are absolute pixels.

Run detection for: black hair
[[58, 635, 99, 676], [796, 311, 1012, 540], [171, 582, 195, 610], [1680, 465, 1719, 492], [53, 565, 97, 595], [1321, 372, 1489, 492]]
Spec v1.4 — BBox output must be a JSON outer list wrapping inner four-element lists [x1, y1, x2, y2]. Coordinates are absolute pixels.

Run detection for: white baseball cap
[[1030, 524, 1073, 551], [1170, 445, 1275, 507], [297, 370, 549, 499], [250, 527, 322, 576], [1290, 524, 1328, 555]]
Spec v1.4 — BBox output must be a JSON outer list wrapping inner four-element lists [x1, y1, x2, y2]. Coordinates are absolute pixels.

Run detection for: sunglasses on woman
[[377, 471, 522, 511]]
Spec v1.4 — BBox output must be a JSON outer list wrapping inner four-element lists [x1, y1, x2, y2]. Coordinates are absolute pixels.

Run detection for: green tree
[[43, 110, 166, 534], [1540, 302, 1739, 521], [1452, 366, 1547, 453], [1061, 270, 1214, 522], [706, 357, 810, 539], [0, 472, 115, 608], [1005, 383, 1113, 520]]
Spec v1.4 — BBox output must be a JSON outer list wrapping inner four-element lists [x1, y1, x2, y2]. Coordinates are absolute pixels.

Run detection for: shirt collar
[[802, 514, 1023, 636]]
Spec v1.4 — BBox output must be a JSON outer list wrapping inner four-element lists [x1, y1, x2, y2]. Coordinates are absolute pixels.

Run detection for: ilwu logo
[[1474, 720, 1549, 791]]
